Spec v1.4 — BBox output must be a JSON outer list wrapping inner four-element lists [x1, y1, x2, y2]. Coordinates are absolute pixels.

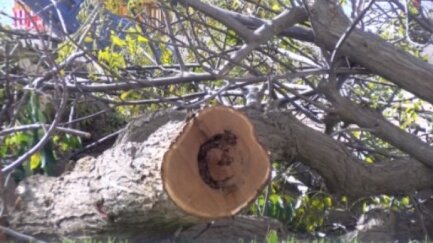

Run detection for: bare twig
[[0, 124, 91, 138]]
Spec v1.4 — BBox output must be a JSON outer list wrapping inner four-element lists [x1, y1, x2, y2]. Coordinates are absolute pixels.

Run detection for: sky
[[0, 0, 13, 26]]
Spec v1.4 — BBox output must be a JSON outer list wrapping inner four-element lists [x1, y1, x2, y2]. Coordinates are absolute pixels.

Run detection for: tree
[[1, 0, 433, 241]]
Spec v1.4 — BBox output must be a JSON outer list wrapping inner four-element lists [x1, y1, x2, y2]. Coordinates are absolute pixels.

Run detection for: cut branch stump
[[163, 106, 270, 218]]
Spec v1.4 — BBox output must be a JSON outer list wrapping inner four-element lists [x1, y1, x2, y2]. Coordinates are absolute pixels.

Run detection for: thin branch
[[70, 129, 124, 160], [0, 124, 91, 138], [60, 109, 110, 126], [330, 127, 375, 137], [162, 8, 185, 72]]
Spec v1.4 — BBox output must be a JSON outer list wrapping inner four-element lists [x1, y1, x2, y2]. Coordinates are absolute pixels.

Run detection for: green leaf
[[161, 49, 172, 64], [269, 194, 280, 205], [401, 196, 410, 207], [265, 230, 279, 243], [0, 144, 6, 157], [324, 196, 333, 207]]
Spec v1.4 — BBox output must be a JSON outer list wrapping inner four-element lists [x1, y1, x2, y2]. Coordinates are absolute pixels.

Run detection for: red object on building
[[12, 0, 45, 31], [412, 0, 421, 10]]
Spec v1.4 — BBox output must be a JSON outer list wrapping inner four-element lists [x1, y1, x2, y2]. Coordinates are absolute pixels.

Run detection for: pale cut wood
[[162, 106, 270, 218]]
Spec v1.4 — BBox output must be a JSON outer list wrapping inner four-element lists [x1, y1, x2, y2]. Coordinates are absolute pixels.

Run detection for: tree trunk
[[7, 106, 270, 240]]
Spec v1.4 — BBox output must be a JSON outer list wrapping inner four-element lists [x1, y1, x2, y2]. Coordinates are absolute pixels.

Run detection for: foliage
[[0, 92, 83, 178], [249, 164, 333, 233]]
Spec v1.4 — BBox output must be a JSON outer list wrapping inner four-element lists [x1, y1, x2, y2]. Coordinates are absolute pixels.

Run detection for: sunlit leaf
[[401, 196, 410, 206], [112, 33, 127, 47], [271, 4, 281, 11], [137, 35, 148, 44], [265, 230, 279, 243], [30, 152, 42, 170], [324, 196, 332, 207], [84, 36, 93, 43]]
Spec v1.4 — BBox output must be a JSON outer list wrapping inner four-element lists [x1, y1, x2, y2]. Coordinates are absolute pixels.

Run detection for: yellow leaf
[[352, 130, 360, 139], [30, 152, 42, 170], [272, 4, 281, 11], [120, 90, 131, 100], [365, 156, 374, 164], [161, 49, 172, 64], [53, 135, 60, 143], [112, 34, 127, 47], [137, 35, 148, 44], [341, 196, 348, 203], [169, 85, 175, 93], [98, 48, 111, 62], [324, 197, 333, 207], [84, 36, 93, 43]]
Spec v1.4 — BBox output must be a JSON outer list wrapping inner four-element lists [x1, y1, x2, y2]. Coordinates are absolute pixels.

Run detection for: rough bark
[[7, 113, 196, 240]]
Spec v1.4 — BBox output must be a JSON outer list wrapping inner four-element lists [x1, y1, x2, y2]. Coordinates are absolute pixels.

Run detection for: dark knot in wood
[[197, 130, 237, 189]]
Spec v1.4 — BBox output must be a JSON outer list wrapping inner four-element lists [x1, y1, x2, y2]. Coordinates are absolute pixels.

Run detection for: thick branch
[[310, 0, 433, 105], [175, 0, 307, 75], [244, 109, 433, 197], [175, 2, 315, 42], [217, 7, 307, 75], [177, 0, 257, 42], [322, 86, 433, 168]]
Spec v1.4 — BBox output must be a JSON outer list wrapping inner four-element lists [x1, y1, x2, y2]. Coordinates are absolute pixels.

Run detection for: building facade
[[12, 1, 45, 32]]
